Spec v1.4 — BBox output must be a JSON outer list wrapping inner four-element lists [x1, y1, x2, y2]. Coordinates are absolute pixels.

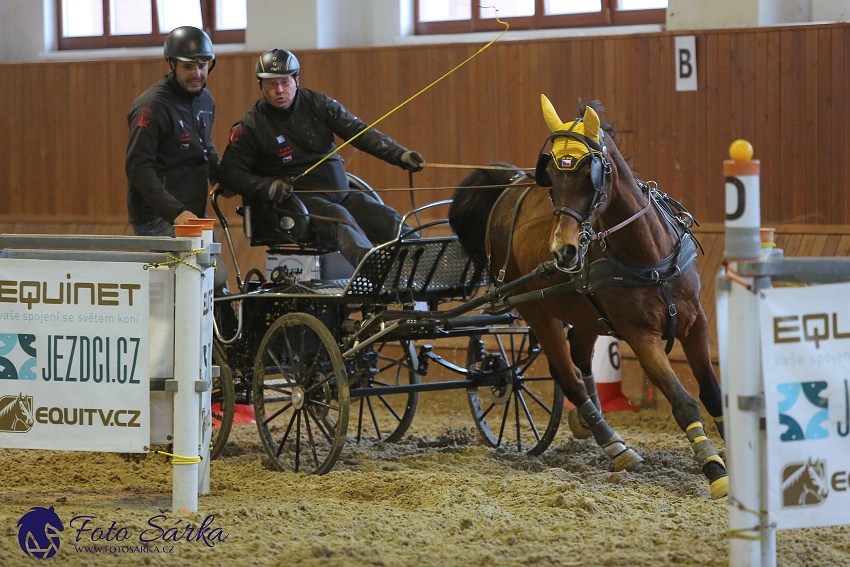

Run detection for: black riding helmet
[[164, 26, 216, 70], [256, 49, 300, 79]]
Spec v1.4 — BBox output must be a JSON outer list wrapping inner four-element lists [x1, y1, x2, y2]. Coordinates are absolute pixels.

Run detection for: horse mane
[[449, 162, 524, 272]]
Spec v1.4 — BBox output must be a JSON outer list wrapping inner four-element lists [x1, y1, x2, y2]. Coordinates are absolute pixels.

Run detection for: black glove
[[400, 150, 425, 172], [267, 179, 293, 203]]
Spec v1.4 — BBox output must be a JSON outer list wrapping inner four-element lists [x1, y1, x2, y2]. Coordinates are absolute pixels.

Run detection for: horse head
[[535, 95, 613, 271], [16, 393, 34, 429]]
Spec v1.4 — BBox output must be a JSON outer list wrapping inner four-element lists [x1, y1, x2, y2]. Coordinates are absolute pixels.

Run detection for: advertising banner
[[760, 282, 850, 530], [0, 259, 150, 452]]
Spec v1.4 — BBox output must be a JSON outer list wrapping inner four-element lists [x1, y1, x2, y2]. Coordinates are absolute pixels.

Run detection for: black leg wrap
[[583, 374, 601, 412], [578, 400, 644, 472]]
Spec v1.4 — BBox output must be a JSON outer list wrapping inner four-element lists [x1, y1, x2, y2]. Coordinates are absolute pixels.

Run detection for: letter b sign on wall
[[675, 35, 697, 92]]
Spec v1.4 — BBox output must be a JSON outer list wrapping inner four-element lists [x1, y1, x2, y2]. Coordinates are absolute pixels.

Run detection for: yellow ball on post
[[729, 139, 754, 162]]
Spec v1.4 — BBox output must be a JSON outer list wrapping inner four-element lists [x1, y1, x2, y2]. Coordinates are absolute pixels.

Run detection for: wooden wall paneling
[[755, 30, 774, 222], [844, 27, 850, 224], [804, 28, 821, 224], [0, 65, 20, 215], [2, 24, 850, 238], [765, 30, 782, 225], [688, 35, 708, 214], [836, 235, 850, 257], [829, 28, 846, 226], [781, 30, 807, 224], [700, 33, 721, 224], [815, 28, 833, 224]]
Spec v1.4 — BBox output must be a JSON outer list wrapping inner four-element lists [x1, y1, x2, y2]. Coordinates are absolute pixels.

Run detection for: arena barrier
[[0, 231, 217, 514], [719, 141, 850, 566]]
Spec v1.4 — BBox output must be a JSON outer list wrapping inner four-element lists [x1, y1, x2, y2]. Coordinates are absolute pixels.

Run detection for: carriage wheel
[[466, 327, 564, 456], [349, 340, 419, 443], [210, 340, 235, 459], [252, 313, 349, 474]]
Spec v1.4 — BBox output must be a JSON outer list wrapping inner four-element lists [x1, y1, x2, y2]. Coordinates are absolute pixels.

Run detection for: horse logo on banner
[[782, 458, 829, 507], [0, 393, 35, 433]]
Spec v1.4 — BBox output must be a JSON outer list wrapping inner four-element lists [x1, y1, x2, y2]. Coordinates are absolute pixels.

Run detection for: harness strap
[[593, 200, 651, 241], [490, 175, 534, 285], [660, 280, 678, 355]]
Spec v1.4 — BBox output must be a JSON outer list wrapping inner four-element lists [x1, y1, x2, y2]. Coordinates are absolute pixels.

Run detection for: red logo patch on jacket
[[229, 124, 242, 143], [136, 108, 152, 127]]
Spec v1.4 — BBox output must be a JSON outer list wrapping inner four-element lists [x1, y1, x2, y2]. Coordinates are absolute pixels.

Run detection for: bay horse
[[449, 95, 728, 499]]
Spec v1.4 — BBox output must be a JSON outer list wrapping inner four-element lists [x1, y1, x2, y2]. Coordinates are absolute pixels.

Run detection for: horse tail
[[449, 163, 523, 272]]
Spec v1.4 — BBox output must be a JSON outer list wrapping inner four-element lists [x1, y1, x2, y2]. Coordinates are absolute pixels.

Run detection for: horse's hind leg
[[679, 308, 724, 438], [629, 338, 728, 499], [518, 307, 644, 472]]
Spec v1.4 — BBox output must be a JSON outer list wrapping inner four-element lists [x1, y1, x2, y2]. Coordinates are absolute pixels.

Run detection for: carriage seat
[[239, 172, 383, 257]]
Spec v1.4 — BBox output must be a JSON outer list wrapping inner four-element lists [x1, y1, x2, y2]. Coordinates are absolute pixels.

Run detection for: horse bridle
[[534, 126, 613, 271], [535, 127, 612, 224]]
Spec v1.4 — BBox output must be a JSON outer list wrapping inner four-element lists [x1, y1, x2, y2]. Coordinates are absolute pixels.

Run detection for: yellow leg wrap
[[704, 454, 726, 468], [710, 475, 729, 500]]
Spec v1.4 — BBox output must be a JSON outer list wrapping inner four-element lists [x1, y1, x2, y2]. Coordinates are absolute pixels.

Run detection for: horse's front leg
[[519, 307, 644, 473], [628, 337, 728, 499], [563, 327, 601, 440]]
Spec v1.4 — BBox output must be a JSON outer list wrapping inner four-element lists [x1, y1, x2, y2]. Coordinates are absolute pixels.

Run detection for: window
[[414, 0, 666, 34], [58, 0, 246, 50]]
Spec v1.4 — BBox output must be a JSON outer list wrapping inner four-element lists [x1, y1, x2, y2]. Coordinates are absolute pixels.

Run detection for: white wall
[[246, 0, 405, 51], [1, 0, 849, 63], [667, 0, 826, 30], [0, 0, 49, 62]]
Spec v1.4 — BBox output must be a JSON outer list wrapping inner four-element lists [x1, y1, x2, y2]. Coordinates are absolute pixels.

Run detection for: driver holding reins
[[219, 48, 425, 268]]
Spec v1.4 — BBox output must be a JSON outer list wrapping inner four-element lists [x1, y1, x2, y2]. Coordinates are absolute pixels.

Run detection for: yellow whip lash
[[293, 8, 510, 181]]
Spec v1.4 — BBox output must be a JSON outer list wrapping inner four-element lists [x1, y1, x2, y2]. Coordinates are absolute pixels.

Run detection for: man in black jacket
[[126, 25, 227, 288], [219, 48, 425, 268]]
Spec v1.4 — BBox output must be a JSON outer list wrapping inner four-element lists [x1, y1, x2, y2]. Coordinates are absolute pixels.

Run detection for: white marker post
[[172, 225, 204, 513], [722, 140, 770, 566]]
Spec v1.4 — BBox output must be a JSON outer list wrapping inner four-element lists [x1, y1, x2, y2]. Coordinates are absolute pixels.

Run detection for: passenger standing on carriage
[[218, 48, 426, 268], [125, 25, 228, 289]]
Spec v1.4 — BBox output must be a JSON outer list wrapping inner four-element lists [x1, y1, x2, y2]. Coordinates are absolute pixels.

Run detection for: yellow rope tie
[[144, 248, 206, 276], [153, 449, 202, 465], [685, 421, 703, 432], [726, 496, 766, 540], [295, 12, 510, 180]]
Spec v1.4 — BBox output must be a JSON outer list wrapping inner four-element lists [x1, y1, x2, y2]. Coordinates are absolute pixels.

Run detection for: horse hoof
[[567, 407, 593, 440], [710, 475, 729, 500], [613, 448, 645, 472]]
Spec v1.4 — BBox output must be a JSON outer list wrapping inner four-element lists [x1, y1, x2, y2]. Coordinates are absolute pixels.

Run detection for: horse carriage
[[208, 174, 565, 475], [208, 96, 730, 499]]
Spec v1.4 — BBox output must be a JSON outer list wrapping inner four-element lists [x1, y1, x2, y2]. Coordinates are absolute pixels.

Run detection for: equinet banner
[[0, 259, 150, 452], [760, 282, 850, 530]]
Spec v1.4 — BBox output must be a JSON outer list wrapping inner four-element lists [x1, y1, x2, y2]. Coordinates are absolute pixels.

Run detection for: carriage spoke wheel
[[252, 313, 349, 475], [466, 328, 563, 456], [210, 340, 236, 459], [350, 340, 419, 443]]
